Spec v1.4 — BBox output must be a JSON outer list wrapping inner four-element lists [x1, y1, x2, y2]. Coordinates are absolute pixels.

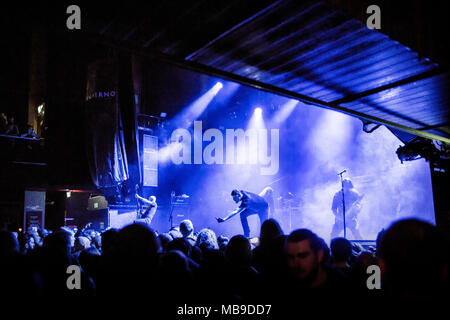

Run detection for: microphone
[[338, 170, 346, 175]]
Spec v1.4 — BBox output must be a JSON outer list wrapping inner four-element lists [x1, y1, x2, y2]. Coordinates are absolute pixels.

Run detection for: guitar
[[334, 194, 364, 221]]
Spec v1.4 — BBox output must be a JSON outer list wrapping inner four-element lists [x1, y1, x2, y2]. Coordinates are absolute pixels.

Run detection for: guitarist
[[331, 178, 363, 239]]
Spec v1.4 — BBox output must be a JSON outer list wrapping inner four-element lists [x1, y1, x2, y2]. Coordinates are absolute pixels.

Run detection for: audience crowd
[[0, 216, 448, 314], [0, 112, 38, 138]]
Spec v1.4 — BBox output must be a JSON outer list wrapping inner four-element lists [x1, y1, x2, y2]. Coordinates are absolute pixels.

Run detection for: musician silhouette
[[135, 193, 158, 226], [331, 178, 362, 239], [216, 188, 271, 238]]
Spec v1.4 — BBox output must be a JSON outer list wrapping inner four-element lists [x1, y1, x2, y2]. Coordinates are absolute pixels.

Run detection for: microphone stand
[[169, 191, 175, 229], [135, 184, 141, 219], [338, 170, 347, 239]]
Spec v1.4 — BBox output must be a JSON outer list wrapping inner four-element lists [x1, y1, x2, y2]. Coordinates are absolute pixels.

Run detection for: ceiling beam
[[185, 0, 284, 60], [331, 68, 445, 105]]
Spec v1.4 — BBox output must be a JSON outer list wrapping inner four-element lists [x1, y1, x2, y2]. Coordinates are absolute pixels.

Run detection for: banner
[[85, 58, 129, 189]]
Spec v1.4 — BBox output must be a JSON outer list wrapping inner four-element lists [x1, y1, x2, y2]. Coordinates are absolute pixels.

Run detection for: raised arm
[[216, 207, 246, 223], [136, 193, 152, 205]]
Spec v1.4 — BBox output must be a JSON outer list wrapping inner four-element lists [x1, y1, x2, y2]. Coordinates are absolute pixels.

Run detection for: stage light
[[270, 99, 298, 126], [396, 138, 436, 163], [160, 112, 167, 118], [66, 190, 71, 198], [37, 104, 45, 115], [247, 106, 266, 130], [170, 82, 224, 128]]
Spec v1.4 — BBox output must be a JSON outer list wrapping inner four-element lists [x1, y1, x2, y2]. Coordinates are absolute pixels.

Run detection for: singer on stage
[[216, 189, 269, 238], [331, 178, 362, 239]]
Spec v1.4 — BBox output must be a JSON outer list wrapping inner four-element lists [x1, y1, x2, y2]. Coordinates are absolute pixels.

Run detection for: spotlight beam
[[171, 82, 223, 129]]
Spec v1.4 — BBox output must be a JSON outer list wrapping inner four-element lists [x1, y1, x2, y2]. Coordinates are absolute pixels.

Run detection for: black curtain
[[85, 57, 129, 192]]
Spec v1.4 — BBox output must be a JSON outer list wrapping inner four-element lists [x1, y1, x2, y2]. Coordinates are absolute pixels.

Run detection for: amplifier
[[170, 194, 191, 227]]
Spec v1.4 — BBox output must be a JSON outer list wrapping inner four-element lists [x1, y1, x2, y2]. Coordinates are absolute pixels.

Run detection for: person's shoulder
[[241, 190, 250, 198]]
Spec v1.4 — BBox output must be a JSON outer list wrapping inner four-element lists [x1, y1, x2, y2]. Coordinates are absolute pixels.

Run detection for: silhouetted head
[[217, 235, 229, 250], [118, 223, 160, 268], [225, 235, 252, 266], [231, 189, 243, 203], [196, 228, 219, 250], [330, 237, 352, 263], [342, 178, 353, 190], [378, 219, 448, 297], [79, 247, 101, 277], [158, 250, 193, 294], [75, 236, 91, 251], [101, 228, 118, 253], [179, 219, 194, 237], [157, 233, 173, 252], [167, 237, 191, 257], [260, 219, 283, 246], [44, 229, 73, 255]]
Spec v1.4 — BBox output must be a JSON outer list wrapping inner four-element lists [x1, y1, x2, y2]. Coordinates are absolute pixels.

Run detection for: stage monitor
[[143, 134, 158, 187]]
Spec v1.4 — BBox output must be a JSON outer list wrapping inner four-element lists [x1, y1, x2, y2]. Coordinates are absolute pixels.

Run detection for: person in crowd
[[19, 232, 36, 254], [28, 227, 43, 247], [157, 250, 196, 303], [252, 218, 284, 273], [284, 228, 352, 306], [36, 228, 94, 296], [195, 228, 219, 251], [157, 232, 173, 252], [223, 235, 260, 301], [217, 235, 229, 253], [167, 237, 192, 258], [168, 226, 183, 239], [0, 112, 8, 133], [179, 219, 196, 246], [78, 246, 101, 285], [0, 230, 42, 299], [21, 124, 38, 138], [59, 227, 76, 249], [5, 115, 19, 136], [377, 218, 449, 301], [330, 237, 353, 276], [100, 228, 118, 254], [73, 236, 91, 262], [350, 251, 378, 295]]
